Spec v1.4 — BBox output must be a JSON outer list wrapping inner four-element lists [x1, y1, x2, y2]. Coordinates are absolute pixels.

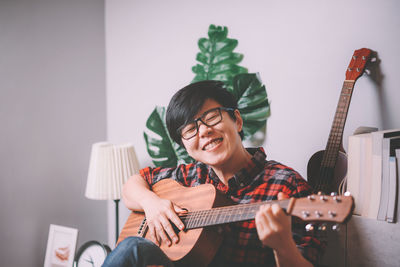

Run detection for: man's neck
[[212, 147, 252, 185]]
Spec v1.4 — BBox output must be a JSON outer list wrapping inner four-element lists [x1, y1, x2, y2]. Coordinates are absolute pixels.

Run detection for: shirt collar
[[229, 147, 266, 188], [207, 147, 266, 189]]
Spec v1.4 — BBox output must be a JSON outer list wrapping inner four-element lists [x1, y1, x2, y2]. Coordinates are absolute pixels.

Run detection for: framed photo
[[44, 224, 78, 267]]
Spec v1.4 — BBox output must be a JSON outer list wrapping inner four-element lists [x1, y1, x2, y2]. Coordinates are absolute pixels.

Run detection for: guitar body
[[306, 48, 372, 193], [307, 150, 348, 193], [118, 179, 354, 266], [117, 179, 232, 267]]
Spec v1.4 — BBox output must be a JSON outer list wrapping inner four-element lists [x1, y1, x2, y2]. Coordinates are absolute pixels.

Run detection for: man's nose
[[197, 120, 212, 136]]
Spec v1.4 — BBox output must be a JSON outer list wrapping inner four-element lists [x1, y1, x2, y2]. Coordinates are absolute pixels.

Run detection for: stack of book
[[347, 128, 400, 223]]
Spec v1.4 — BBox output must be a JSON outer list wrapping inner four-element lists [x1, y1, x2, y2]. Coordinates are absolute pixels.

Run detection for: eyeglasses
[[178, 107, 235, 140]]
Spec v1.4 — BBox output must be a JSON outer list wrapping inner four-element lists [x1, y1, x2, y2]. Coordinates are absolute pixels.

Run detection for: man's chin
[[201, 154, 228, 167]]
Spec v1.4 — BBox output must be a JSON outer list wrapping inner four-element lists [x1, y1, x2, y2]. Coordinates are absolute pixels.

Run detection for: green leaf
[[192, 24, 248, 89], [143, 106, 193, 167], [231, 73, 270, 139]]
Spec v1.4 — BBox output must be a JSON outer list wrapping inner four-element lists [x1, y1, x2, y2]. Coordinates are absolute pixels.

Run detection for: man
[[103, 81, 322, 267]]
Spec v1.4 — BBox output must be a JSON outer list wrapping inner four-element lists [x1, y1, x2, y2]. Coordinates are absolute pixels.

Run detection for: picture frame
[[44, 224, 78, 267]]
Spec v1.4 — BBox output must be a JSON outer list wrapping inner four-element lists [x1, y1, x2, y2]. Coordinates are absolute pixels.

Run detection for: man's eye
[[183, 125, 196, 133], [205, 113, 219, 122]]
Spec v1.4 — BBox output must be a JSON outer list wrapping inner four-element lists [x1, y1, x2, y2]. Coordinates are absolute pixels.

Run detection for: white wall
[[106, 0, 400, 175], [0, 0, 108, 266], [105, 0, 400, 264]]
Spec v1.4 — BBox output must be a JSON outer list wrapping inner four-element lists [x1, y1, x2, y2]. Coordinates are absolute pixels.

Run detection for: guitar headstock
[[345, 48, 372, 81], [289, 193, 354, 223]]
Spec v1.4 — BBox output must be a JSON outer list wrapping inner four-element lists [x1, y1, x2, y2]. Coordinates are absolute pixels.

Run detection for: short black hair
[[166, 80, 243, 146]]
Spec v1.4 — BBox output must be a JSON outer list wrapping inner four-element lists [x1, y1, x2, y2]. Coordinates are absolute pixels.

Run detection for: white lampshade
[[85, 142, 140, 200]]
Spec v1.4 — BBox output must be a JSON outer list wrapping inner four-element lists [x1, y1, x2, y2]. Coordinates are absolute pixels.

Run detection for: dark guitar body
[[305, 48, 372, 194], [307, 150, 348, 194]]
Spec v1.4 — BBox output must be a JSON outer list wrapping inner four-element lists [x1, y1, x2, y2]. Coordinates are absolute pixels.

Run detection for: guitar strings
[[177, 199, 290, 229], [180, 207, 258, 229], [315, 81, 353, 194]]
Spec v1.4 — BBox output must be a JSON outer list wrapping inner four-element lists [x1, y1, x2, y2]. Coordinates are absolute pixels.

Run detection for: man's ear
[[234, 109, 243, 132]]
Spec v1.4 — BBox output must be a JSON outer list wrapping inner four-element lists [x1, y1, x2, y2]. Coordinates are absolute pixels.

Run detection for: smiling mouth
[[202, 138, 223, 151]]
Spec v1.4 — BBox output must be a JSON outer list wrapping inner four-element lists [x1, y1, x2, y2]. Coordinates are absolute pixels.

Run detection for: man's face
[[181, 99, 243, 169]]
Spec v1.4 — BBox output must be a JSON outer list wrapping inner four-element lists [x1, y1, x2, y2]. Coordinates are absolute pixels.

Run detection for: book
[[377, 137, 400, 221], [370, 129, 400, 219], [347, 133, 373, 216], [396, 149, 400, 223], [386, 156, 397, 223]]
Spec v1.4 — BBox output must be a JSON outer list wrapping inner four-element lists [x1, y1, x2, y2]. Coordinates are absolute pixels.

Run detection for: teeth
[[203, 139, 222, 150]]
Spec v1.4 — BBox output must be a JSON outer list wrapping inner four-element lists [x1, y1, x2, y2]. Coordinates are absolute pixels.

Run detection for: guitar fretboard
[[180, 199, 291, 229], [321, 80, 355, 169]]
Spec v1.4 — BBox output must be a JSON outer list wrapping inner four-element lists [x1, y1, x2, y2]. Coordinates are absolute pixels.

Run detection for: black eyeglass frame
[[177, 107, 235, 140]]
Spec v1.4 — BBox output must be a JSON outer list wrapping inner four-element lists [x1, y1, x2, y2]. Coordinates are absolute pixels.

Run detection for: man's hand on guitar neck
[[255, 192, 292, 251], [255, 192, 313, 267]]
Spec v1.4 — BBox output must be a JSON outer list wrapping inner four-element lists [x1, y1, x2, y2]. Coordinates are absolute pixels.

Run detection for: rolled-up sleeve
[[139, 164, 195, 187]]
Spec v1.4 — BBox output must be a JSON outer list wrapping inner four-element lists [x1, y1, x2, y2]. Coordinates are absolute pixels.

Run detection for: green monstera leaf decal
[[144, 24, 270, 167], [192, 25, 248, 89], [144, 106, 193, 167], [231, 73, 270, 139]]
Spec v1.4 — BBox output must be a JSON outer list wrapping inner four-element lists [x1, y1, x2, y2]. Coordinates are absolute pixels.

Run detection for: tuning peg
[[314, 210, 322, 218], [328, 210, 337, 218], [330, 192, 337, 196], [302, 210, 310, 218], [332, 224, 341, 231], [333, 196, 342, 202], [344, 191, 351, 197], [317, 191, 323, 196], [305, 223, 315, 232], [318, 223, 328, 231]]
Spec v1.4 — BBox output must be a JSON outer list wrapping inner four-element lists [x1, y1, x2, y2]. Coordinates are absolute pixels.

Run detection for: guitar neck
[[180, 199, 292, 229], [321, 80, 355, 168]]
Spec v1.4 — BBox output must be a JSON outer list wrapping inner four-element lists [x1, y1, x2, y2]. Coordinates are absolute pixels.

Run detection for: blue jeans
[[102, 237, 174, 267]]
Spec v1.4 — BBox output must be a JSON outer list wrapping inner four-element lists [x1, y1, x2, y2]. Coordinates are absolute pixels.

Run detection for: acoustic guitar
[[118, 179, 354, 267], [307, 48, 372, 194]]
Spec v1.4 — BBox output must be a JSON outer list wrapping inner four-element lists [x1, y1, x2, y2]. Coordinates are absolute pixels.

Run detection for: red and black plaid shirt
[[140, 147, 324, 266]]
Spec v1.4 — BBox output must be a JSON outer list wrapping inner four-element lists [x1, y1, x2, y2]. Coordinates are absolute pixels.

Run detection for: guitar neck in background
[[313, 48, 373, 194], [321, 80, 355, 169]]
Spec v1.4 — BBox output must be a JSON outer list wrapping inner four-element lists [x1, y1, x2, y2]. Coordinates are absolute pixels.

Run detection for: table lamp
[[85, 142, 140, 243]]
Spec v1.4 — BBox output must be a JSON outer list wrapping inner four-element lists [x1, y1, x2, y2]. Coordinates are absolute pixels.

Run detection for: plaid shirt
[[140, 147, 324, 266]]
